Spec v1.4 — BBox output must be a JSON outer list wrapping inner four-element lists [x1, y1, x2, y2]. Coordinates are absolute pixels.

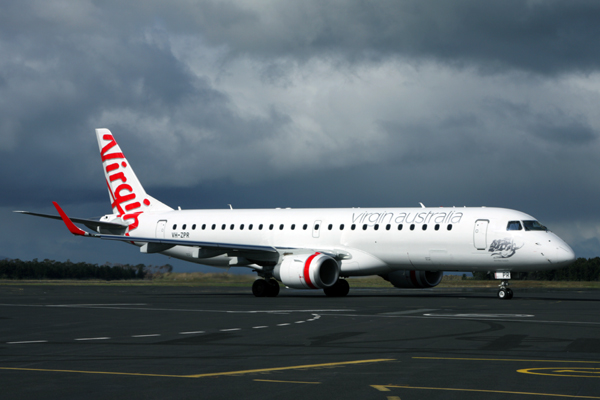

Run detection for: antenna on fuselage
[[419, 202, 426, 208]]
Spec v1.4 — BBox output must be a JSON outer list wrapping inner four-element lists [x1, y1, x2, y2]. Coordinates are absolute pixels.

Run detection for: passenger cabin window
[[362, 224, 367, 230], [374, 224, 379, 230], [240, 224, 244, 230], [314, 224, 320, 230], [422, 224, 427, 231], [269, 224, 274, 230], [230, 224, 234, 230], [211, 224, 216, 230], [523, 220, 547, 231], [249, 224, 253, 230], [202, 224, 206, 230], [328, 224, 333, 230], [182, 224, 187, 230], [173, 224, 177, 230], [303, 224, 308, 230], [222, 224, 226, 230], [435, 224, 440, 231], [447, 224, 453, 231], [386, 224, 391, 231], [351, 224, 356, 230], [410, 224, 415, 231], [398, 224, 403, 231], [507, 221, 522, 231], [192, 224, 196, 230], [340, 224, 345, 230], [259, 224, 263, 230], [291, 224, 295, 230], [279, 224, 284, 230]]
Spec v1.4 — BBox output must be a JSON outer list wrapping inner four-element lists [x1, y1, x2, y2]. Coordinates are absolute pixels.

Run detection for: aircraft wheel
[[266, 279, 280, 297], [505, 288, 514, 299], [498, 289, 507, 299], [335, 279, 350, 297], [252, 279, 268, 297], [324, 279, 350, 297]]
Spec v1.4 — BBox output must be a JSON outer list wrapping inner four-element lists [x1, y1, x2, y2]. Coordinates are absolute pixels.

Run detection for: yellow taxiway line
[[413, 356, 600, 364], [0, 358, 395, 379], [371, 384, 600, 399]]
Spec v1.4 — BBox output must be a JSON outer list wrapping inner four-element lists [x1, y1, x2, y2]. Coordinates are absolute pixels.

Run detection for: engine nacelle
[[382, 270, 443, 288], [273, 252, 340, 289]]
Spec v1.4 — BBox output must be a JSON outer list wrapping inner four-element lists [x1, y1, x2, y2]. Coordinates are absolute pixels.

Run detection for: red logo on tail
[[101, 134, 150, 235]]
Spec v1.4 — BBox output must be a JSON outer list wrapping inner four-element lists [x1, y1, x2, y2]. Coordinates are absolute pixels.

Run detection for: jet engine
[[273, 252, 340, 289], [381, 270, 443, 288]]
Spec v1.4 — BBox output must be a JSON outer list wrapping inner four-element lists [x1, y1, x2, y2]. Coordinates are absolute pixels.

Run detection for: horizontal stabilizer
[[15, 209, 128, 235]]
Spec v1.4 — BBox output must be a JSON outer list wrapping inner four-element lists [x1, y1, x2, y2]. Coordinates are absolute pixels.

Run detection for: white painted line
[[277, 323, 290, 326], [179, 331, 205, 335], [7, 340, 48, 344], [423, 313, 534, 318], [47, 303, 147, 307], [75, 337, 110, 341], [295, 321, 305, 324], [252, 326, 268, 329], [0, 304, 353, 314], [131, 334, 161, 338], [381, 308, 437, 315], [220, 328, 241, 332]]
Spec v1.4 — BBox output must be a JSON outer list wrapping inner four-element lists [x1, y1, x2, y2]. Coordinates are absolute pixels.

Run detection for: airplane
[[17, 129, 576, 299]]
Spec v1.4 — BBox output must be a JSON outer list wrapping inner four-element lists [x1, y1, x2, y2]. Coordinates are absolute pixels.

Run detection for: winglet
[[52, 202, 90, 236]]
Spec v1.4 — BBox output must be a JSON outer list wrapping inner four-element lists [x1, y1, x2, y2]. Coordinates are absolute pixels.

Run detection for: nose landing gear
[[495, 272, 513, 299], [497, 280, 513, 300]]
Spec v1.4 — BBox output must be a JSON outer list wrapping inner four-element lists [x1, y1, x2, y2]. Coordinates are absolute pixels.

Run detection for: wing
[[49, 202, 281, 258], [24, 202, 351, 265]]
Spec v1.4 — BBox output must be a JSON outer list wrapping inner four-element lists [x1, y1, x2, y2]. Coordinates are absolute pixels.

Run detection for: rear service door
[[155, 220, 167, 238]]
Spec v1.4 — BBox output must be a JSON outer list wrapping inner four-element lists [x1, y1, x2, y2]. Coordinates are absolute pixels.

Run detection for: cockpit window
[[507, 221, 522, 231], [523, 220, 547, 231]]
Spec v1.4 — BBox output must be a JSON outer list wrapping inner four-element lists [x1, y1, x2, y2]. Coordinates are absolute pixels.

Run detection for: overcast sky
[[3, 1, 600, 272]]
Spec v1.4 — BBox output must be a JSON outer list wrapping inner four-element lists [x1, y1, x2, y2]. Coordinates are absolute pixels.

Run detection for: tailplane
[[96, 128, 172, 215]]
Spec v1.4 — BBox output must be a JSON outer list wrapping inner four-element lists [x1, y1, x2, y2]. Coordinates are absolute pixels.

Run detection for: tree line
[[0, 258, 173, 280], [2, 257, 599, 282], [473, 257, 600, 281]]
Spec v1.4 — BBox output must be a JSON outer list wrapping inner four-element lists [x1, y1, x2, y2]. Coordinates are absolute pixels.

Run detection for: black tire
[[505, 288, 514, 299], [335, 279, 350, 297], [498, 289, 507, 299], [324, 279, 350, 297], [252, 279, 268, 297], [266, 279, 280, 297]]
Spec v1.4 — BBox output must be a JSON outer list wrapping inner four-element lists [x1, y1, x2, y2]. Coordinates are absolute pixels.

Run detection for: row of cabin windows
[[172, 223, 453, 232]]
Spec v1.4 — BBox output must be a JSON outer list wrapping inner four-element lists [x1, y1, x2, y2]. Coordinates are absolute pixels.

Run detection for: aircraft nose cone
[[555, 244, 576, 267]]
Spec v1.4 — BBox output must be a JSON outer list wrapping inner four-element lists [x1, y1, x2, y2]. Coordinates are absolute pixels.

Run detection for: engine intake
[[274, 252, 340, 289], [381, 270, 443, 288]]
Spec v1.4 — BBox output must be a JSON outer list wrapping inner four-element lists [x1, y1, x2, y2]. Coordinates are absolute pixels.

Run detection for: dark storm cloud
[[0, 1, 292, 206], [2, 0, 600, 265], [148, 0, 600, 75]]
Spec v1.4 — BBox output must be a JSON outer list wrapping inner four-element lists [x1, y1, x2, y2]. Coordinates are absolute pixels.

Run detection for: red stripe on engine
[[409, 270, 420, 288], [303, 252, 320, 289]]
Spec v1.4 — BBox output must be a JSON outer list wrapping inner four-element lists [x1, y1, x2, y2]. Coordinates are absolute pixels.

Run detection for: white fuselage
[[128, 206, 575, 276]]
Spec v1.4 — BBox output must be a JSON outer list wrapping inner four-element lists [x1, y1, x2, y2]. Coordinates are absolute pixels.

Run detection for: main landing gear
[[252, 279, 280, 297], [324, 279, 350, 297]]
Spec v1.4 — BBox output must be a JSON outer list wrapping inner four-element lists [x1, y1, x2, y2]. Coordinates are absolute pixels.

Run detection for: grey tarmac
[[1, 284, 599, 399]]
